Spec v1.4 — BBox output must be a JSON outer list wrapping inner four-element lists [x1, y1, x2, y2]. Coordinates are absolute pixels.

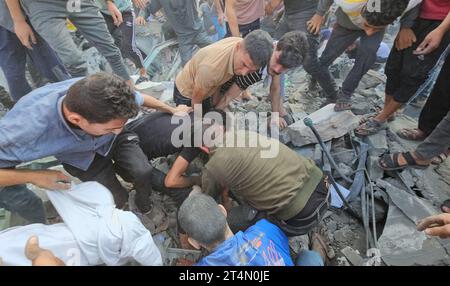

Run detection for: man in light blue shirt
[[0, 72, 191, 223]]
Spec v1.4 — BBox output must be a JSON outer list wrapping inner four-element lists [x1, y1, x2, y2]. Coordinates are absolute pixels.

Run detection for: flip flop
[[355, 118, 387, 137], [379, 152, 429, 171], [431, 149, 450, 165], [397, 128, 427, 141]]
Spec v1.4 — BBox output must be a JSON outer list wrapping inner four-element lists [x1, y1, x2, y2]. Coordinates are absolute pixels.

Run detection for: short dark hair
[[243, 30, 274, 68], [362, 0, 410, 27], [276, 31, 309, 69], [64, 72, 139, 123], [178, 193, 228, 247]]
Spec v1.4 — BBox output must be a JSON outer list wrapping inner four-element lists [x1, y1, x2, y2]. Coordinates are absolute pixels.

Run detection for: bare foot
[[25, 235, 65, 266]]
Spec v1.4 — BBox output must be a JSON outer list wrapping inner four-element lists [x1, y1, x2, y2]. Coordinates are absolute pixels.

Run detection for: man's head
[[269, 31, 309, 76], [178, 193, 229, 251], [234, 30, 273, 76], [190, 109, 229, 151], [63, 72, 139, 136], [362, 0, 410, 36]]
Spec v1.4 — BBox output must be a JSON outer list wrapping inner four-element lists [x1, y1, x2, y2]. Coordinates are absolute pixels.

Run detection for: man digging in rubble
[[173, 30, 274, 113], [215, 31, 309, 129], [178, 192, 326, 266], [124, 109, 229, 206], [192, 122, 331, 239], [0, 72, 191, 222]]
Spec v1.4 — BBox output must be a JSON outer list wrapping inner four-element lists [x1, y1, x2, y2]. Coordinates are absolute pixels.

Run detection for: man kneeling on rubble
[[0, 72, 191, 220], [195, 123, 331, 237], [178, 192, 325, 266], [215, 31, 310, 129], [173, 30, 274, 112]]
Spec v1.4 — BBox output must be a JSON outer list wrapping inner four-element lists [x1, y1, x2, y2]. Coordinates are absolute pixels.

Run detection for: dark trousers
[[320, 23, 384, 99], [173, 83, 212, 113], [385, 19, 450, 103], [62, 130, 153, 212], [102, 9, 145, 69], [0, 26, 70, 101], [0, 184, 46, 224], [276, 11, 338, 98], [227, 177, 330, 237], [225, 18, 260, 38], [418, 56, 450, 135]]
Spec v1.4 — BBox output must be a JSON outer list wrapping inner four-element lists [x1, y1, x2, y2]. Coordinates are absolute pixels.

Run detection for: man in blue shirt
[[178, 192, 325, 266], [0, 72, 191, 222]]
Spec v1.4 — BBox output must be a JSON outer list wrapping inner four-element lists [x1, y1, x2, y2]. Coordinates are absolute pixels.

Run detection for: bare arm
[[265, 0, 283, 15], [214, 0, 225, 25], [191, 85, 209, 107], [415, 11, 450, 55], [165, 156, 200, 188], [0, 169, 71, 190], [141, 93, 192, 114], [224, 0, 239, 37], [215, 83, 242, 109], [269, 75, 288, 129], [5, 0, 36, 49]]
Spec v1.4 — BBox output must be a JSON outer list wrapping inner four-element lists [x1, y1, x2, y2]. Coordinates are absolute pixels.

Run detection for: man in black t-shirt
[[126, 111, 202, 195]]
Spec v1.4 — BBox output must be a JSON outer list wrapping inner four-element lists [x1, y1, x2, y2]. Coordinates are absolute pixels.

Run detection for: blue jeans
[[296, 250, 324, 266], [0, 185, 46, 224], [0, 26, 70, 101]]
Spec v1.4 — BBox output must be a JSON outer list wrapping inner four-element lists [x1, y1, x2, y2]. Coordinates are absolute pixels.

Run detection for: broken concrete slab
[[376, 179, 438, 222], [334, 225, 354, 243], [378, 202, 450, 266], [340, 246, 364, 266], [365, 129, 388, 157], [367, 155, 384, 181], [287, 104, 360, 147]]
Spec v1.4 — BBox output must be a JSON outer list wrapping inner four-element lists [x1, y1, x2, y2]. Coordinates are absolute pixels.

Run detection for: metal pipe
[[303, 118, 353, 183]]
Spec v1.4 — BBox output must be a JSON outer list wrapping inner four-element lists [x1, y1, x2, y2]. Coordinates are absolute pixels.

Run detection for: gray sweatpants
[[276, 10, 338, 98], [178, 30, 212, 66], [320, 24, 384, 100], [20, 0, 130, 80], [416, 111, 450, 160]]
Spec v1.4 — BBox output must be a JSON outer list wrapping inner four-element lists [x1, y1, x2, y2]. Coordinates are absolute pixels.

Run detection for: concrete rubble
[[286, 104, 360, 147], [1, 19, 450, 266]]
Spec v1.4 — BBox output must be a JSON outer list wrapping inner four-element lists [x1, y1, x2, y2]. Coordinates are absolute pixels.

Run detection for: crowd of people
[[0, 0, 449, 266]]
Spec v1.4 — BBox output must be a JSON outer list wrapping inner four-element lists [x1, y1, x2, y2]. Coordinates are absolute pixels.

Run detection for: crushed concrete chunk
[[287, 104, 359, 147]]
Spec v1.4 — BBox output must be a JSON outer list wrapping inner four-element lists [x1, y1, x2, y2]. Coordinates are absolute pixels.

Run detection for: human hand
[[30, 170, 72, 191], [135, 16, 147, 26], [107, 1, 123, 26], [417, 213, 450, 239], [14, 21, 37, 49], [395, 28, 417, 51], [414, 27, 445, 55], [307, 14, 324, 35]]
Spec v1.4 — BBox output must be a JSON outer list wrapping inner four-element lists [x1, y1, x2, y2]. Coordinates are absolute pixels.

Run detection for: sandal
[[379, 152, 429, 171], [431, 149, 450, 165], [355, 118, 387, 137], [308, 231, 333, 265], [360, 113, 396, 124], [334, 99, 352, 112], [441, 199, 450, 213], [397, 128, 427, 141]]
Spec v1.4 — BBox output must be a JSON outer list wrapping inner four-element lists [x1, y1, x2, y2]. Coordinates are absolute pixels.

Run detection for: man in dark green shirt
[[200, 130, 330, 237]]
